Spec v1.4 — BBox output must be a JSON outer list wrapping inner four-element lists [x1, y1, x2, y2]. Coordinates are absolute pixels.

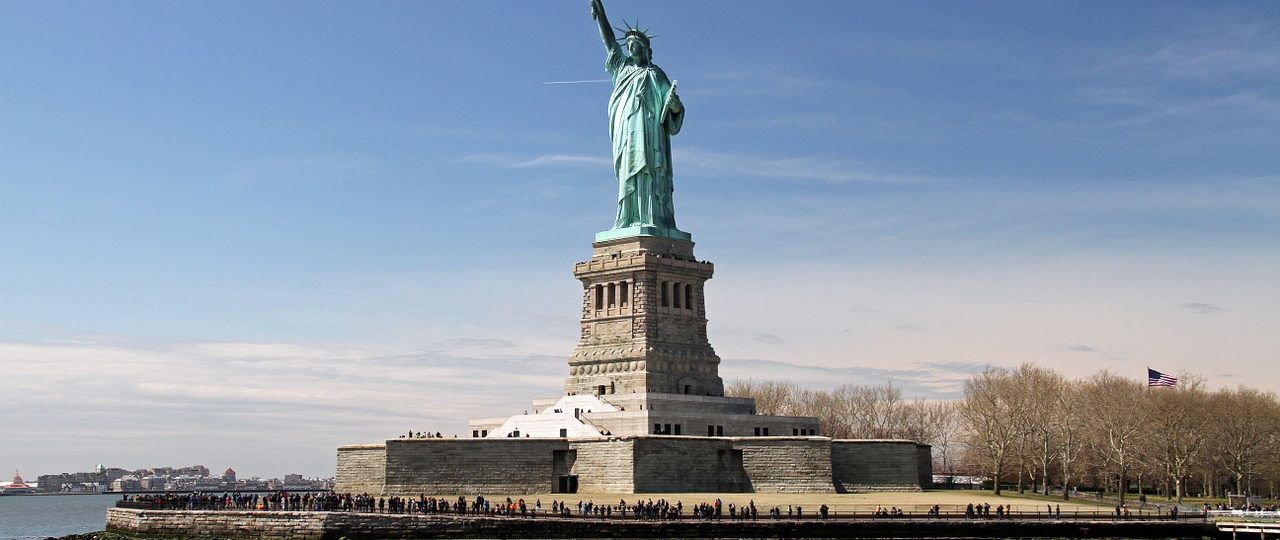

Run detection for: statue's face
[[627, 37, 651, 63]]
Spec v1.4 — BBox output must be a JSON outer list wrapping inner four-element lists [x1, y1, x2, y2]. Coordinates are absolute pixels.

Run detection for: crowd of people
[[120, 492, 351, 511], [118, 491, 1222, 521], [117, 492, 833, 521], [877, 505, 905, 517], [399, 430, 449, 439], [963, 502, 1030, 518], [1205, 502, 1280, 512]]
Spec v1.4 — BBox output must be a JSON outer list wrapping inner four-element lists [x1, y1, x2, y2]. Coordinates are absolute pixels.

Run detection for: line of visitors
[[120, 491, 342, 511], [399, 430, 448, 439]]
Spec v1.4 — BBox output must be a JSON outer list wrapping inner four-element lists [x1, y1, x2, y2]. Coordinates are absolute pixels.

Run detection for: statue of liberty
[[589, 0, 690, 241]]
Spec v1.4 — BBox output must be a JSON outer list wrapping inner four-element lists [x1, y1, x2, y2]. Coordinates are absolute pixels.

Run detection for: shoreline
[[100, 507, 1222, 539]]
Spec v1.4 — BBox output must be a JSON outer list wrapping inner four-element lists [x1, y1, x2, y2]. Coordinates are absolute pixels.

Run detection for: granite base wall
[[631, 437, 742, 492], [916, 443, 933, 487], [384, 438, 568, 495], [737, 438, 834, 493], [336, 436, 930, 495], [568, 438, 635, 492], [831, 440, 930, 493], [335, 444, 386, 495]]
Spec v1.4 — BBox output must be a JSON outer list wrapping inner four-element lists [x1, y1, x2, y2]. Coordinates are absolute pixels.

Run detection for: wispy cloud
[[1085, 22, 1280, 82], [458, 147, 928, 185], [753, 333, 786, 345], [1072, 21, 1280, 129], [723, 358, 981, 398], [676, 147, 928, 184], [1180, 302, 1223, 315], [1078, 87, 1280, 128], [542, 79, 611, 85], [914, 362, 991, 377], [1066, 344, 1099, 353], [0, 338, 564, 478], [459, 153, 611, 169], [448, 337, 517, 349]]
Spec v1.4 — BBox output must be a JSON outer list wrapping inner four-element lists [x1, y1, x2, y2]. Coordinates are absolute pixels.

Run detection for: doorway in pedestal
[[556, 475, 579, 493]]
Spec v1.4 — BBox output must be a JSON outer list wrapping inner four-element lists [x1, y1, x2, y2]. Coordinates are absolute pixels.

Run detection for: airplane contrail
[[543, 79, 611, 85]]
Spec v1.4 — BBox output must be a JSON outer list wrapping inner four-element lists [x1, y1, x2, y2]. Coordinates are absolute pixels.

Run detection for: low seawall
[[106, 507, 1221, 539]]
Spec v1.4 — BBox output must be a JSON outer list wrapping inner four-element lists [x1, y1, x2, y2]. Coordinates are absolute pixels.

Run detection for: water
[[0, 494, 118, 540]]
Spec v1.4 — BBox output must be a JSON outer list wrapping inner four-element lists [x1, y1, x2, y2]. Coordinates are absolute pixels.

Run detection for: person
[[588, 0, 684, 232]]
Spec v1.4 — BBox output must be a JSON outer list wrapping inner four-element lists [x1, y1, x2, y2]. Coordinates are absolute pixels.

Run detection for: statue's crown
[[614, 19, 654, 45]]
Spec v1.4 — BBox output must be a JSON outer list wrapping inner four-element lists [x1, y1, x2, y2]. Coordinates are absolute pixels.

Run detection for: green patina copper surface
[[590, 0, 691, 243]]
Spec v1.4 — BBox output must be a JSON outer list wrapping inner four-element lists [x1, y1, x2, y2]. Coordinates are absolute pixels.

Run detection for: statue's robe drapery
[[605, 41, 683, 230]]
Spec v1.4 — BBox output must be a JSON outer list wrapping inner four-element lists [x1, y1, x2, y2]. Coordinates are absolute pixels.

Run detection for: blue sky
[[2, 1, 1277, 478]]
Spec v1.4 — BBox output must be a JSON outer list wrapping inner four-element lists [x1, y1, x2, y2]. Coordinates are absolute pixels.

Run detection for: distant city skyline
[[2, 1, 1277, 478], [30, 463, 332, 494]]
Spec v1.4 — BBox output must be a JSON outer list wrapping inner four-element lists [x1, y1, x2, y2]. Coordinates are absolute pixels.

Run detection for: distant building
[[34, 463, 330, 493], [932, 474, 986, 488], [192, 476, 222, 490], [140, 476, 168, 490], [175, 465, 210, 477], [110, 476, 142, 492], [37, 468, 111, 493], [0, 471, 35, 495]]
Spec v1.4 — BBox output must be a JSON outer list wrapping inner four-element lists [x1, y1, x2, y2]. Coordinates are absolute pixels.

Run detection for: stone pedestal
[[566, 235, 723, 398]]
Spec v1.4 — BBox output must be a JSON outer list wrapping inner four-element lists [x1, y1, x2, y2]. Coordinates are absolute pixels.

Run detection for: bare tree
[[900, 399, 956, 444], [1056, 378, 1086, 500], [727, 379, 800, 416], [901, 399, 959, 473], [959, 367, 1019, 495], [843, 383, 908, 438], [1007, 364, 1067, 496], [1210, 386, 1280, 496], [1080, 370, 1149, 505], [812, 386, 855, 438], [1144, 374, 1210, 503], [730, 368, 1280, 502]]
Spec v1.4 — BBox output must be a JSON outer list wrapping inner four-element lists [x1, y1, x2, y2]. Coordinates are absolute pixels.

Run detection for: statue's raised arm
[[589, 0, 616, 50]]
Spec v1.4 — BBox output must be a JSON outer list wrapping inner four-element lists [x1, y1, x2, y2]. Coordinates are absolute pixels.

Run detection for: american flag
[[1148, 368, 1178, 387]]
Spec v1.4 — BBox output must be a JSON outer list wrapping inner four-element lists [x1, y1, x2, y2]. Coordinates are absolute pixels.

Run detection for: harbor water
[[0, 493, 117, 540]]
